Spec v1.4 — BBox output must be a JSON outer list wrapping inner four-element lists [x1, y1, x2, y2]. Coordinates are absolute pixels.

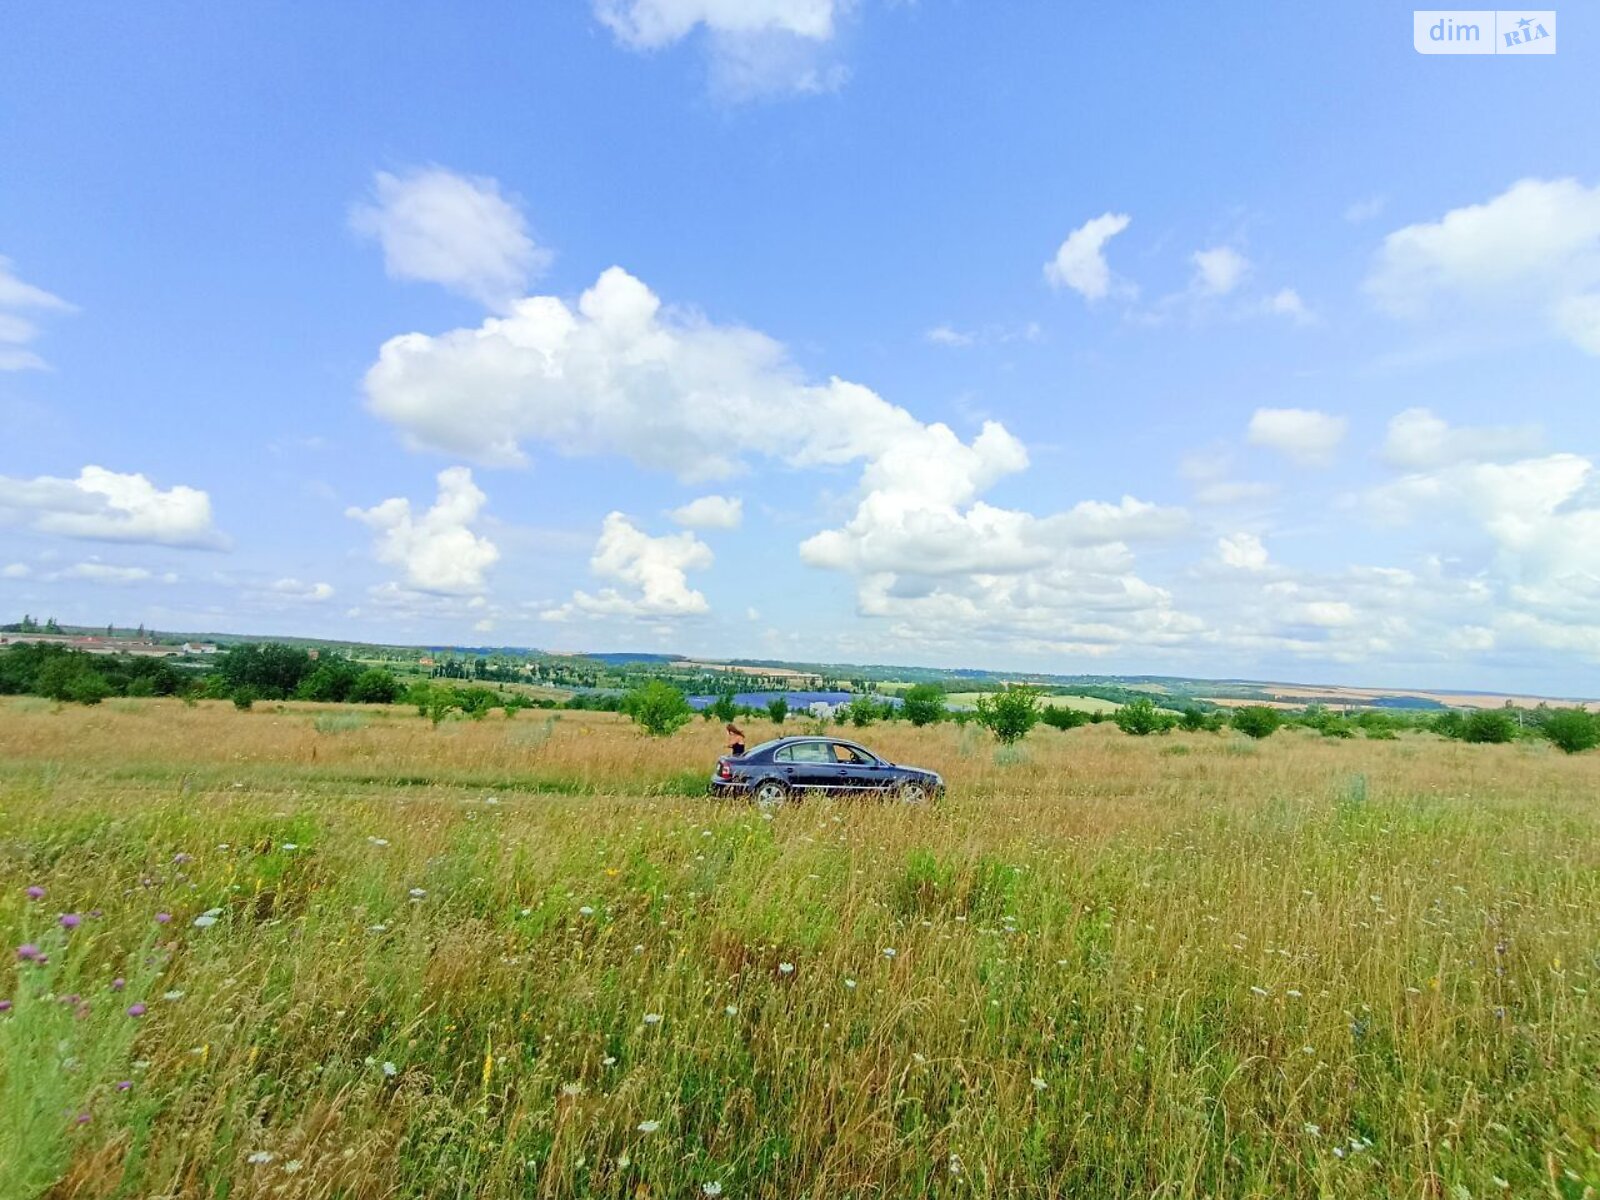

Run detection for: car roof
[[767, 735, 874, 752]]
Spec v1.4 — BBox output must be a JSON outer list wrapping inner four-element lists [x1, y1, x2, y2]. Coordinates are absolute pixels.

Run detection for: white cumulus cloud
[[0, 466, 224, 548], [347, 466, 499, 596], [669, 494, 743, 529], [1366, 177, 1600, 354], [1381, 407, 1542, 470], [594, 0, 845, 98], [1217, 532, 1269, 571], [1044, 213, 1132, 301], [1191, 247, 1250, 296], [351, 168, 549, 310], [268, 578, 335, 602], [544, 512, 712, 620], [1247, 408, 1348, 467]]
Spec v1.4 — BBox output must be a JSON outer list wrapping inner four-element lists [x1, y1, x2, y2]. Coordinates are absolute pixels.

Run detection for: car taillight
[[717, 760, 732, 780]]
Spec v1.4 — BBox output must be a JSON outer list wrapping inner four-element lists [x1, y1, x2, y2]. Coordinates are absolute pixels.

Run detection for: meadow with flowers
[[2, 696, 1598, 1198]]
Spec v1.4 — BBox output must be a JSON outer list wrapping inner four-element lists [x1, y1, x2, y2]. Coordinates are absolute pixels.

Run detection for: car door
[[774, 741, 834, 792], [828, 742, 884, 793]]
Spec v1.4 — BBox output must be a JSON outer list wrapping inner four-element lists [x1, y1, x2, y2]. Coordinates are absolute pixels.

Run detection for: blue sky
[[2, 2, 1597, 692]]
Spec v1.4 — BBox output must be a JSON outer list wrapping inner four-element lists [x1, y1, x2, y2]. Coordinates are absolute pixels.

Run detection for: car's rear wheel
[[751, 779, 789, 812], [896, 781, 930, 805]]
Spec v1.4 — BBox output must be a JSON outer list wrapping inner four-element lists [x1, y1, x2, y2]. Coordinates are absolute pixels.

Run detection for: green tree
[[1542, 708, 1599, 754], [231, 686, 258, 711], [709, 687, 738, 724], [766, 696, 789, 724], [974, 686, 1042, 745], [66, 671, 110, 706], [901, 683, 948, 727], [349, 668, 402, 705], [1232, 706, 1282, 740], [1178, 706, 1208, 732], [622, 680, 693, 737], [1463, 709, 1517, 744]]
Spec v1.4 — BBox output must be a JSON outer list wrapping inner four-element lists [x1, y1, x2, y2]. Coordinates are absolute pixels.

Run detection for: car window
[[831, 744, 872, 764], [784, 741, 830, 763]]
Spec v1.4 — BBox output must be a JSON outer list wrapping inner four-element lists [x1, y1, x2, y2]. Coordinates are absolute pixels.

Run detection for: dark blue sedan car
[[709, 736, 944, 809]]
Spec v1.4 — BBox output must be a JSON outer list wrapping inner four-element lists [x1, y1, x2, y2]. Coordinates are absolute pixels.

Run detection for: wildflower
[[725, 1005, 739, 1016], [643, 1013, 663, 1026], [561, 1081, 583, 1097], [1303, 1123, 1321, 1136], [1250, 986, 1269, 997], [368, 837, 390, 846], [126, 1003, 147, 1018], [173, 853, 193, 864], [368, 923, 389, 933], [579, 906, 595, 916], [1333, 1146, 1345, 1159], [408, 888, 426, 901], [637, 1120, 661, 1133], [882, 948, 897, 959], [60, 913, 82, 930], [702, 1183, 723, 1196], [75, 1111, 91, 1126], [616, 1153, 632, 1169], [154, 912, 171, 925], [1031, 1077, 1048, 1091], [17, 944, 42, 963], [949, 1154, 963, 1176], [193, 913, 219, 929], [247, 1151, 274, 1165], [844, 978, 857, 990], [0, 1000, 11, 1013], [602, 1055, 617, 1066], [1286, 989, 1303, 998], [26, 886, 44, 901], [383, 1061, 397, 1076], [111, 978, 125, 991], [281, 844, 298, 852], [283, 1160, 303, 1174], [778, 962, 795, 974], [116, 1081, 132, 1091], [163, 991, 185, 1001]]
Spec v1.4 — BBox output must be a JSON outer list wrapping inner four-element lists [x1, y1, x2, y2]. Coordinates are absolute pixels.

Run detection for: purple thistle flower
[[0, 1000, 12, 1013], [59, 913, 82, 930], [26, 886, 45, 901], [16, 944, 42, 962], [154, 912, 171, 925], [74, 1111, 91, 1126], [111, 977, 126, 991], [173, 853, 193, 865], [60, 993, 80, 1006], [115, 1081, 132, 1092], [126, 1003, 147, 1018]]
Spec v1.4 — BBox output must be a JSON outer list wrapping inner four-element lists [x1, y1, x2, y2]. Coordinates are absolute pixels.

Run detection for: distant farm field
[[2, 699, 1598, 1198], [945, 691, 1121, 713]]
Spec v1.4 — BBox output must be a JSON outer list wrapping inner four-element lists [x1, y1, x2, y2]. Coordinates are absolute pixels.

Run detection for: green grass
[[2, 702, 1597, 1198]]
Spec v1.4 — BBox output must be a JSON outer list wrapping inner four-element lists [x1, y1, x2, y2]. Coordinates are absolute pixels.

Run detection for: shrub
[[231, 687, 258, 711], [1179, 707, 1208, 732], [65, 672, 110, 706], [1113, 697, 1168, 737], [1462, 709, 1517, 744], [975, 686, 1042, 745], [1041, 705, 1090, 731], [622, 680, 693, 737], [847, 696, 881, 728], [901, 684, 947, 727], [709, 688, 738, 724], [1542, 708, 1599, 754], [1431, 711, 1467, 740], [766, 696, 789, 724], [1231, 706, 1281, 740]]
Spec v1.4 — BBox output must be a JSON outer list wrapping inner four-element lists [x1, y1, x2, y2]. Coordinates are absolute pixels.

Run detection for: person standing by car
[[726, 722, 746, 757]]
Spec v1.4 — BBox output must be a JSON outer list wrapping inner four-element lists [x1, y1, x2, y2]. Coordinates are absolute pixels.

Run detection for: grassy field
[[943, 692, 1122, 714], [2, 699, 1598, 1198]]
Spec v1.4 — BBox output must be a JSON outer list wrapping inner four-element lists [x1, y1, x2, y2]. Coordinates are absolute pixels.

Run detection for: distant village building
[[180, 642, 219, 655]]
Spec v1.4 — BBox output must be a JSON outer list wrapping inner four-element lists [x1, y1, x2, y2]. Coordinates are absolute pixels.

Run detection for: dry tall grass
[[1, 699, 1596, 1198]]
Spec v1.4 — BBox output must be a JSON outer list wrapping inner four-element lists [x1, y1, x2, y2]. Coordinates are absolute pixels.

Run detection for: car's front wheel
[[896, 780, 931, 805], [751, 778, 790, 812]]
